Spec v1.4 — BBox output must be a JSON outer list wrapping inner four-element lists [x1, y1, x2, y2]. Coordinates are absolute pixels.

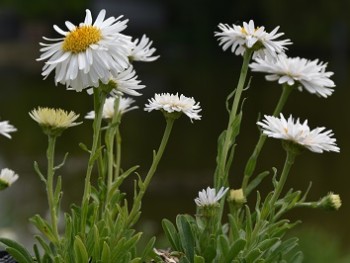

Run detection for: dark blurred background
[[0, 0, 349, 261]]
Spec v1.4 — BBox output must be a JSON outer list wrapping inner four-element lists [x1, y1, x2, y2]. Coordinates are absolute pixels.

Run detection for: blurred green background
[[0, 0, 349, 261]]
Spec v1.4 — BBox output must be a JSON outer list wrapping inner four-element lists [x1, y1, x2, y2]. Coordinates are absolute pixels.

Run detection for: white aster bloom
[[0, 120, 17, 139], [250, 54, 335, 98], [0, 168, 19, 189], [106, 67, 145, 96], [257, 114, 339, 153], [128, 34, 159, 62], [85, 96, 138, 119], [144, 93, 202, 122], [215, 20, 291, 58], [37, 9, 132, 92], [194, 187, 228, 207]]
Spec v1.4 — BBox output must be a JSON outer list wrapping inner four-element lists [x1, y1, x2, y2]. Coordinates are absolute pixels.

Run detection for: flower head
[[228, 188, 246, 205], [144, 93, 202, 122], [0, 168, 19, 190], [128, 34, 159, 62], [317, 192, 342, 210], [37, 9, 132, 92], [29, 107, 81, 136], [85, 96, 138, 120], [194, 187, 228, 207], [250, 54, 335, 98], [0, 120, 17, 139], [257, 114, 339, 153], [107, 67, 145, 96], [215, 20, 291, 58]]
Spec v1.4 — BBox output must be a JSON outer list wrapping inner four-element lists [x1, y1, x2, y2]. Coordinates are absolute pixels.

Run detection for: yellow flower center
[[62, 25, 102, 53]]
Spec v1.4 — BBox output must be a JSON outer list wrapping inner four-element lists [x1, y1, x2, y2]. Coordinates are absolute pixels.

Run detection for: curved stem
[[126, 118, 174, 227], [242, 84, 293, 194], [215, 49, 253, 189], [46, 135, 59, 244], [269, 150, 296, 207]]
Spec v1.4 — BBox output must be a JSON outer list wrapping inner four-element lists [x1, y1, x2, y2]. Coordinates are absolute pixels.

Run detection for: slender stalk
[[126, 118, 174, 227], [269, 150, 296, 207], [81, 88, 107, 234], [46, 135, 59, 244], [114, 126, 122, 179], [241, 84, 293, 194], [215, 49, 253, 189]]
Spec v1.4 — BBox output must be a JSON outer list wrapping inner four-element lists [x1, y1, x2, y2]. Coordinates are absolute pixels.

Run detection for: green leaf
[[245, 248, 262, 262], [101, 241, 111, 263], [79, 142, 90, 153], [162, 219, 181, 251], [245, 171, 270, 196], [0, 238, 34, 263], [33, 161, 46, 183], [176, 215, 195, 261], [289, 251, 304, 263], [53, 152, 69, 171], [73, 236, 89, 263], [140, 236, 156, 261], [194, 255, 205, 263], [227, 238, 246, 261], [29, 215, 56, 243]]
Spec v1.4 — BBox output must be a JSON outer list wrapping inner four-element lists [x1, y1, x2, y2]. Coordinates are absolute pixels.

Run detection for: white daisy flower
[[0, 168, 19, 190], [37, 9, 132, 92], [257, 114, 339, 153], [215, 20, 292, 58], [107, 67, 145, 96], [0, 120, 17, 139], [85, 96, 138, 119], [250, 54, 335, 98], [194, 187, 228, 207], [144, 93, 202, 122], [128, 34, 159, 62]]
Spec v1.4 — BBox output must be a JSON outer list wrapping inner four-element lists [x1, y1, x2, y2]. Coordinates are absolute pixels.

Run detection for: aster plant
[[0, 12, 342, 263]]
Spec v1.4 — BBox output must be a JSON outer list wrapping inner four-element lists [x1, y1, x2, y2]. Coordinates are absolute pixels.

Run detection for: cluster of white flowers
[[215, 19, 338, 153], [38, 9, 202, 122], [37, 9, 158, 95]]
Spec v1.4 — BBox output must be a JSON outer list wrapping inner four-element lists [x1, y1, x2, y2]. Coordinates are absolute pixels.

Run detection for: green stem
[[215, 49, 253, 189], [81, 88, 107, 234], [242, 84, 293, 194], [114, 126, 121, 180], [46, 135, 59, 244], [126, 118, 174, 228], [269, 150, 296, 207]]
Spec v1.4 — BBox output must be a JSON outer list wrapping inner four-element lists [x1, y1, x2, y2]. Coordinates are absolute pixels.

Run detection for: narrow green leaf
[[53, 152, 69, 171], [33, 161, 46, 183], [194, 255, 205, 263], [176, 215, 195, 261], [289, 251, 304, 263], [79, 142, 90, 152], [73, 236, 89, 263], [226, 238, 246, 261], [245, 248, 261, 262], [101, 241, 111, 263], [140, 236, 156, 261], [0, 238, 34, 263], [29, 215, 56, 243], [246, 171, 270, 196], [162, 219, 180, 251]]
